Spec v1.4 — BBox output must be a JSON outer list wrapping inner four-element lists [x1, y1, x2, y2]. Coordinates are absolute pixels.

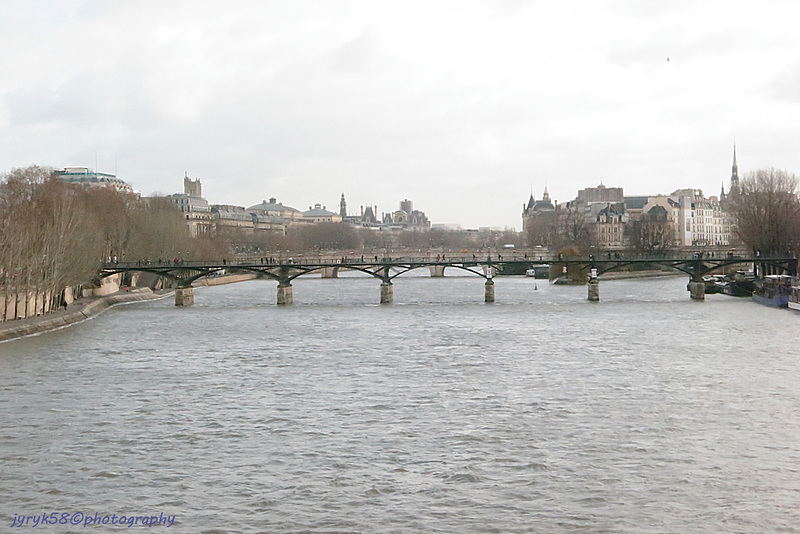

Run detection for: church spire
[[542, 185, 550, 201], [731, 143, 739, 189]]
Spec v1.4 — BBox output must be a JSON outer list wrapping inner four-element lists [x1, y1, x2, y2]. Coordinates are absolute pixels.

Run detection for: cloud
[[1, 0, 799, 229]]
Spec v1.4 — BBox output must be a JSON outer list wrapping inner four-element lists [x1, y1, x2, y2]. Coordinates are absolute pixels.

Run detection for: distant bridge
[[98, 253, 797, 306]]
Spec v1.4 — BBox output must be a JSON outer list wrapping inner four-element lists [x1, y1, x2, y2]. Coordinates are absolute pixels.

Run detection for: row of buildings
[[53, 168, 431, 238], [169, 175, 430, 237], [522, 148, 741, 249]]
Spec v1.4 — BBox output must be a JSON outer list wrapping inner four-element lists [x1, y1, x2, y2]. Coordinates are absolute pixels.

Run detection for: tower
[[731, 144, 739, 190], [339, 193, 347, 217], [184, 172, 202, 197]]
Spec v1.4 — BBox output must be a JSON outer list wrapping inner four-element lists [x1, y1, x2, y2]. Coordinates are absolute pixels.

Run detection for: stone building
[[559, 184, 627, 250], [670, 189, 732, 246], [168, 174, 213, 237], [246, 198, 304, 222], [576, 183, 623, 204], [521, 187, 557, 245], [644, 195, 688, 246], [382, 199, 430, 230], [591, 202, 628, 248], [302, 204, 343, 223], [211, 204, 255, 231]]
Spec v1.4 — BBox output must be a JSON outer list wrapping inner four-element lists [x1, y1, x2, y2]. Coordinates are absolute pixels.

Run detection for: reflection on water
[[1, 276, 798, 533]]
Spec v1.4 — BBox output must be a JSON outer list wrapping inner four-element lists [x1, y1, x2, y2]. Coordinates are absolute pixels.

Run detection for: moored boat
[[752, 275, 792, 308], [717, 271, 755, 297], [789, 278, 800, 312], [525, 265, 550, 279]]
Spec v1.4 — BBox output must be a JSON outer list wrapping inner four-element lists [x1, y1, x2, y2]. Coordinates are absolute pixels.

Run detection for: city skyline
[[2, 1, 799, 229]]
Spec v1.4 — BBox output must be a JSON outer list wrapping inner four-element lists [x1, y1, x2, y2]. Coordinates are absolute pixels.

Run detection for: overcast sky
[[1, 0, 799, 229]]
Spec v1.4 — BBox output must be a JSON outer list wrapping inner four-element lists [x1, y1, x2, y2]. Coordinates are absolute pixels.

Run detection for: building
[[382, 199, 430, 230], [590, 202, 628, 248], [639, 195, 690, 246], [246, 198, 304, 222], [521, 187, 557, 245], [302, 204, 343, 223], [54, 167, 135, 194], [211, 204, 255, 232], [168, 174, 213, 237], [557, 184, 627, 250], [576, 183, 623, 204], [671, 188, 733, 246]]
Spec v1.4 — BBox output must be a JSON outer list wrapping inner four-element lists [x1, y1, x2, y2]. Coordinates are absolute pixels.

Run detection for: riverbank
[[0, 273, 259, 343], [0, 288, 173, 343]]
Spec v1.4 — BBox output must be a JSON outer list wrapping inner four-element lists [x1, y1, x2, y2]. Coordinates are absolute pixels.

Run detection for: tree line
[[217, 223, 522, 254], [727, 168, 800, 256], [0, 166, 199, 316]]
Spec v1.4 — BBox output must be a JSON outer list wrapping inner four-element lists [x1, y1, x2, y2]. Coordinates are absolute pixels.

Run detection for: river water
[[1, 274, 798, 533]]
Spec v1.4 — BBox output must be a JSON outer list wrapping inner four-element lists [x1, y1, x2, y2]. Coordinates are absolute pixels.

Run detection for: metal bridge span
[[99, 254, 797, 306]]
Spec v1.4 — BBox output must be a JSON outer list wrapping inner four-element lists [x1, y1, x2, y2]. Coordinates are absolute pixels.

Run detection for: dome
[[246, 197, 300, 213], [303, 203, 337, 217], [532, 200, 555, 212]]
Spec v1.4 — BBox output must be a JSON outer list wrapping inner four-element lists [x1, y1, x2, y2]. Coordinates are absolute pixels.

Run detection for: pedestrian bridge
[[98, 253, 796, 306]]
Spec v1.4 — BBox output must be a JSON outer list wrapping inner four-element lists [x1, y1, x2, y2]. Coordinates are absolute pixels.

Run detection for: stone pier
[[485, 279, 495, 303], [429, 265, 446, 277], [277, 283, 293, 305], [175, 287, 194, 306], [321, 267, 339, 278], [688, 280, 705, 301], [380, 282, 393, 304], [587, 279, 599, 301]]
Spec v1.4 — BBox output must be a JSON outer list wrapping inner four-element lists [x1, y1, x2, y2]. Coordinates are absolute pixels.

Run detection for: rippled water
[[1, 275, 798, 533]]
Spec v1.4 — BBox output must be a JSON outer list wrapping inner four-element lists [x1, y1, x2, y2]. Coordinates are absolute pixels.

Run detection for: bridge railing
[[99, 251, 795, 270]]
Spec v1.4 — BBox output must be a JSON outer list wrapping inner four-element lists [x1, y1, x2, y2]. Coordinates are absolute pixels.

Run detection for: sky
[[1, 0, 799, 230]]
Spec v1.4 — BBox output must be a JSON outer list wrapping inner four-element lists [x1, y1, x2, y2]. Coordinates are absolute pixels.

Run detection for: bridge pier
[[175, 287, 194, 306], [380, 282, 393, 304], [429, 265, 446, 277], [587, 279, 599, 301], [688, 280, 705, 301], [321, 267, 338, 278], [485, 279, 495, 303], [277, 282, 293, 305]]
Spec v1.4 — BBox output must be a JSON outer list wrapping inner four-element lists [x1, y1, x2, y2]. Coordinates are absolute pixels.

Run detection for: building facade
[[168, 174, 213, 237]]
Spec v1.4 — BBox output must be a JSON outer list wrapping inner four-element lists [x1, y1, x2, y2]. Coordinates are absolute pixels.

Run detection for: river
[[1, 274, 798, 533]]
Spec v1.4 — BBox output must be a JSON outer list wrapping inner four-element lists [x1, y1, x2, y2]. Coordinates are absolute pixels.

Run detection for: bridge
[[98, 252, 797, 306]]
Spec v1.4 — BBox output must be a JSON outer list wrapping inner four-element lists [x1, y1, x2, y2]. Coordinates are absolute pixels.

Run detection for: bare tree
[[525, 214, 559, 247], [555, 207, 594, 253], [291, 222, 359, 250], [126, 197, 192, 261], [728, 168, 800, 256], [624, 206, 676, 255]]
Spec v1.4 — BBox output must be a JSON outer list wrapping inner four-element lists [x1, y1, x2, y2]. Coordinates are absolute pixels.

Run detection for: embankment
[[0, 288, 172, 343], [0, 273, 259, 343]]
